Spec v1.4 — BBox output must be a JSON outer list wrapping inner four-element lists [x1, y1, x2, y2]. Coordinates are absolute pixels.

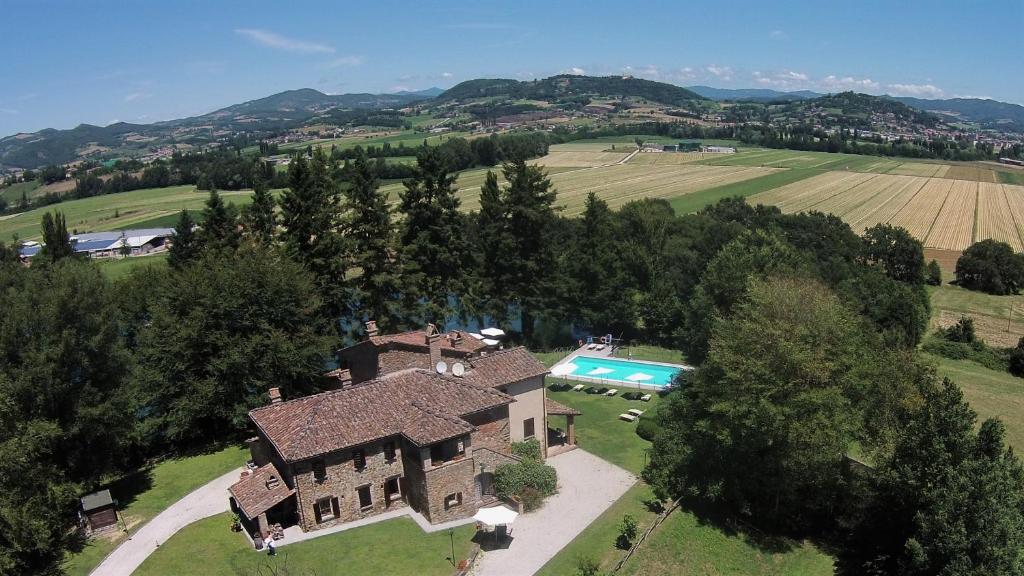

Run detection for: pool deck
[[550, 346, 692, 390]]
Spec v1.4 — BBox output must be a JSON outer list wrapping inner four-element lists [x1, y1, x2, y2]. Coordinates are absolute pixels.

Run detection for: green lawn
[[95, 252, 169, 280], [63, 445, 248, 576], [997, 170, 1024, 186], [548, 387, 657, 475], [0, 185, 257, 241], [134, 513, 476, 576], [670, 167, 822, 215], [0, 179, 41, 204], [613, 344, 688, 365], [926, 353, 1024, 449]]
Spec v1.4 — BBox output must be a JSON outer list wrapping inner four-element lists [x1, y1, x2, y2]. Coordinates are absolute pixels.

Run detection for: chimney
[[450, 331, 463, 346], [425, 323, 442, 367], [266, 474, 280, 489], [364, 320, 378, 338], [269, 387, 282, 404]]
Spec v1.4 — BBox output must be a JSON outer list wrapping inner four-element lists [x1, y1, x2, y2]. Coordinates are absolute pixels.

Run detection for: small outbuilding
[[80, 489, 118, 532]]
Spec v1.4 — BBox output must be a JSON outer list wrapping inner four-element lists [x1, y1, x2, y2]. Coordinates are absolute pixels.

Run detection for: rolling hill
[[438, 75, 709, 107]]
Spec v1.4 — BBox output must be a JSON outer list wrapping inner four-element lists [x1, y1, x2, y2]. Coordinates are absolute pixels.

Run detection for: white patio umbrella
[[468, 332, 484, 340], [480, 327, 505, 337], [587, 367, 614, 376], [625, 372, 653, 393], [550, 363, 578, 377], [482, 338, 501, 346], [473, 505, 519, 526]]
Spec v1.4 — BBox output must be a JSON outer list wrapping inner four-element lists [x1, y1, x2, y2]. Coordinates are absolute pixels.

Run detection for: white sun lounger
[[627, 408, 644, 417], [640, 394, 652, 402], [619, 413, 637, 422], [572, 384, 585, 392], [595, 344, 606, 351], [605, 388, 618, 396]]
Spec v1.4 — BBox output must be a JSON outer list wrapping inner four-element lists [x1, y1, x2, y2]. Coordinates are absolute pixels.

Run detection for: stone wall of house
[[501, 376, 549, 455], [422, 457, 479, 523], [464, 405, 510, 449], [378, 348, 432, 375], [401, 443, 429, 516], [292, 438, 406, 532]]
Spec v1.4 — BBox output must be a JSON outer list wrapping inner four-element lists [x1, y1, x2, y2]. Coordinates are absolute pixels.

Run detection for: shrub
[[518, 486, 545, 512], [942, 316, 976, 343], [922, 334, 1010, 372], [510, 438, 542, 461], [575, 555, 601, 576], [1009, 337, 1024, 377], [635, 416, 661, 442], [494, 459, 557, 505], [616, 514, 639, 549], [926, 260, 942, 286]]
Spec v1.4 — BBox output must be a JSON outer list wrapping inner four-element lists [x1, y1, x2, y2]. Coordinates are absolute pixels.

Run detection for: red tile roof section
[[228, 464, 295, 519], [462, 347, 551, 388], [369, 329, 489, 354]]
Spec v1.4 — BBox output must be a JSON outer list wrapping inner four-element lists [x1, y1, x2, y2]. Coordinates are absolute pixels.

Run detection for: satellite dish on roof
[[435, 361, 448, 374], [452, 362, 465, 377]]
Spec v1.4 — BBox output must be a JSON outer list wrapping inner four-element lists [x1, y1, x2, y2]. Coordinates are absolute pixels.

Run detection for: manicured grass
[[95, 253, 169, 280], [63, 444, 248, 576], [0, 185, 257, 241], [926, 353, 1024, 449], [134, 513, 477, 576], [670, 167, 822, 214], [619, 507, 835, 576], [116, 208, 203, 230], [548, 387, 657, 475], [614, 344, 688, 365]]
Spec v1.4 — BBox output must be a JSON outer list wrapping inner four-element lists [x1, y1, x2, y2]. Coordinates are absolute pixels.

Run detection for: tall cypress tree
[[199, 189, 239, 251], [168, 210, 198, 270], [39, 211, 75, 262], [245, 177, 276, 244], [343, 149, 402, 330], [279, 149, 349, 325], [475, 170, 512, 322], [397, 145, 469, 324]]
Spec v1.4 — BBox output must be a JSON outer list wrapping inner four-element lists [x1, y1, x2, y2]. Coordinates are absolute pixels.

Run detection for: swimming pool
[[556, 355, 684, 387]]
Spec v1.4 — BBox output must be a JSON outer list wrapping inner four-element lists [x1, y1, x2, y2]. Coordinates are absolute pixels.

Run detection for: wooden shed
[[80, 489, 118, 531]]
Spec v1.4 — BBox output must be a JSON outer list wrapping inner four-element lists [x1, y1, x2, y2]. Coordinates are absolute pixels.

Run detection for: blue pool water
[[559, 355, 684, 387]]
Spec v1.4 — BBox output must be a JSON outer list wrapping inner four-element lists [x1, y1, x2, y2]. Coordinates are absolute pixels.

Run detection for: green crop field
[[671, 167, 823, 215], [0, 185, 256, 241], [0, 180, 41, 204]]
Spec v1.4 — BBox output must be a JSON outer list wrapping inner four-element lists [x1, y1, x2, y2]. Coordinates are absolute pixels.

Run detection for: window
[[523, 417, 535, 439], [384, 441, 396, 462], [385, 476, 402, 503], [315, 497, 335, 522], [353, 449, 366, 471], [357, 485, 373, 509], [430, 438, 466, 466], [445, 492, 463, 510], [312, 459, 327, 483]]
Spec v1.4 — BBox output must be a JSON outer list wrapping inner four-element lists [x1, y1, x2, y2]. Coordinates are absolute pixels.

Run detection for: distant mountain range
[[3, 75, 1022, 170]]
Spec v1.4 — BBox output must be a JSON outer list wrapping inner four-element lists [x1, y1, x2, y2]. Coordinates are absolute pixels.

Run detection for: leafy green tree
[[943, 315, 976, 343], [39, 211, 75, 262], [198, 189, 239, 251], [133, 245, 334, 445], [343, 149, 403, 330], [168, 210, 199, 270], [0, 261, 133, 574], [397, 145, 470, 323], [861, 224, 926, 284], [955, 239, 1024, 295], [244, 177, 276, 244], [843, 379, 1024, 575], [279, 149, 350, 324], [647, 276, 897, 531], [0, 240, 19, 264]]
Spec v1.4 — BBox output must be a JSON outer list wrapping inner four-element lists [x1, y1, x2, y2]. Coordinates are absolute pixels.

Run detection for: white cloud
[[234, 28, 335, 54], [441, 72, 454, 79], [564, 67, 586, 76], [705, 65, 733, 81], [622, 64, 661, 80], [322, 55, 364, 68], [770, 29, 788, 39], [886, 83, 945, 98], [752, 70, 810, 89], [0, 108, 19, 115], [444, 23, 514, 30], [123, 92, 151, 103], [820, 75, 881, 92]]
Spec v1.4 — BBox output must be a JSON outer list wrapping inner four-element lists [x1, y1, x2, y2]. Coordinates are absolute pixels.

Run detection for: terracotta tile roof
[[229, 464, 295, 519], [250, 370, 514, 462], [545, 397, 582, 416], [369, 329, 488, 354], [461, 347, 550, 388]]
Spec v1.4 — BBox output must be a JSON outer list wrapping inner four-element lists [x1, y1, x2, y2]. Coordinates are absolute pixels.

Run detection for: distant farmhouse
[[229, 322, 580, 539], [641, 140, 736, 154], [19, 228, 175, 260]]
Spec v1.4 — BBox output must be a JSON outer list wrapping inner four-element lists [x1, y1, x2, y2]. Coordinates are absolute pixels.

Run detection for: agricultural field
[[888, 162, 949, 177], [532, 149, 630, 167], [749, 171, 1024, 251], [627, 151, 706, 165], [0, 185, 257, 241], [0, 179, 41, 204]]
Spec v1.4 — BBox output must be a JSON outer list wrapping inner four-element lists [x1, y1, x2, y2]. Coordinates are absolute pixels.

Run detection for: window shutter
[[331, 497, 340, 519], [313, 502, 323, 524]]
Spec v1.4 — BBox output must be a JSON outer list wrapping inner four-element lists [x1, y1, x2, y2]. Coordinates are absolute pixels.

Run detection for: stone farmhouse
[[228, 323, 581, 538]]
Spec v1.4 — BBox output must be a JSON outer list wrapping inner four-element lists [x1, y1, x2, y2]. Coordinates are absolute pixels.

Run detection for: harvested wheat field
[[975, 183, 1023, 250], [946, 165, 998, 183], [456, 164, 777, 214], [533, 150, 630, 167], [627, 152, 706, 165], [925, 180, 977, 251], [748, 171, 1024, 250], [888, 162, 950, 177]]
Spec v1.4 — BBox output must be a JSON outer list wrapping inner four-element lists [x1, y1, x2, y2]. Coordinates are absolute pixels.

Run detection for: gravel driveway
[[474, 449, 636, 576]]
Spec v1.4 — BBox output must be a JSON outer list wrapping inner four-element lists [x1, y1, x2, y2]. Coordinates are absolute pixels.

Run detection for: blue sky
[[1, 0, 1021, 135]]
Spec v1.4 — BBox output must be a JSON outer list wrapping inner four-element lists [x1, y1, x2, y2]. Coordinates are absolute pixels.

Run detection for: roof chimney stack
[[425, 323, 442, 367], [365, 320, 378, 338], [269, 387, 282, 404]]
